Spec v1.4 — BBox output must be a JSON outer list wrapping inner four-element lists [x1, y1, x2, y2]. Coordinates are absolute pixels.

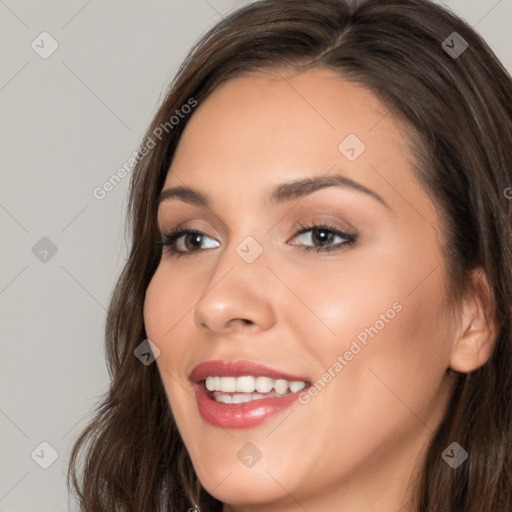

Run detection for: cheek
[[143, 267, 195, 396], [284, 250, 453, 425], [143, 264, 199, 342], [143, 268, 166, 338], [273, 269, 453, 482], [143, 268, 198, 425]]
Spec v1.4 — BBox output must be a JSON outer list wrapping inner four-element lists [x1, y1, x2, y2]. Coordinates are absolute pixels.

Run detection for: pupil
[[314, 229, 332, 245], [187, 233, 202, 249]]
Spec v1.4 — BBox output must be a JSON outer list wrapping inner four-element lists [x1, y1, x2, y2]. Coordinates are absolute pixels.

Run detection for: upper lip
[[190, 360, 310, 384]]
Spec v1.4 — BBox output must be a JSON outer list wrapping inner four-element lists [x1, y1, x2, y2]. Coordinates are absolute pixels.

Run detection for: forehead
[[163, 68, 426, 215]]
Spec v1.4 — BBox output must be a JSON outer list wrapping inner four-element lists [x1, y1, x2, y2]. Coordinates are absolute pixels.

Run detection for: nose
[[193, 241, 276, 336]]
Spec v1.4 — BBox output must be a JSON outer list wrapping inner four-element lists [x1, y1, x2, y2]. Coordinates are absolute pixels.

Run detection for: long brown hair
[[68, 0, 512, 510]]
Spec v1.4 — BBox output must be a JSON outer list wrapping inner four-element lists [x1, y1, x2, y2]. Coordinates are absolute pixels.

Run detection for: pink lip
[[190, 360, 310, 429]]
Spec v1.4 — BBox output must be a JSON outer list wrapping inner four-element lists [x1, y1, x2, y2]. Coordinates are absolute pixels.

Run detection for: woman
[[68, 0, 512, 510]]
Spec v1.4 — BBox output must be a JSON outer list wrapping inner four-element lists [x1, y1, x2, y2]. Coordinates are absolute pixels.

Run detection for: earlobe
[[449, 267, 497, 374]]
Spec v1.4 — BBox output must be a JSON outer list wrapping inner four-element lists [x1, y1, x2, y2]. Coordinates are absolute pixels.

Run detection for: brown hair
[[68, 0, 512, 510]]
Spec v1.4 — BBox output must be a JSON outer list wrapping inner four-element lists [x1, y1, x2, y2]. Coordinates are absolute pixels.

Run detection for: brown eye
[[290, 223, 357, 253], [159, 230, 220, 255]]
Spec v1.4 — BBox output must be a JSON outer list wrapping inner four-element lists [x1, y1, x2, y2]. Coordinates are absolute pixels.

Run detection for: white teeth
[[212, 390, 289, 403], [290, 381, 306, 393], [205, 376, 215, 391], [215, 394, 233, 404], [274, 379, 289, 394], [204, 375, 308, 397], [236, 375, 256, 393], [219, 376, 236, 392], [231, 393, 253, 404], [255, 376, 273, 393]]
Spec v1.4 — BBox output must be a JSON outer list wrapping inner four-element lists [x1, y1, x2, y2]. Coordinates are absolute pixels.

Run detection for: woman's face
[[144, 68, 459, 510]]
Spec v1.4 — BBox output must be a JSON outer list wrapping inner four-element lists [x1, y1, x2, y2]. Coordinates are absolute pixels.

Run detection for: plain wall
[[1, 1, 511, 510]]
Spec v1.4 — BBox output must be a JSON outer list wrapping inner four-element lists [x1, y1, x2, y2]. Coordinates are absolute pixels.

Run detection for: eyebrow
[[157, 174, 390, 210]]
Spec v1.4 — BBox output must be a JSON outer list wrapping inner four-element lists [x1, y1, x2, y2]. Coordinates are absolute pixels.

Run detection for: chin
[[199, 469, 287, 508], [187, 442, 303, 507]]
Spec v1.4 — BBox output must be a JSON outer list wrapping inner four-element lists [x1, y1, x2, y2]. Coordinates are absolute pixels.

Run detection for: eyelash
[[157, 221, 357, 256], [293, 221, 357, 252]]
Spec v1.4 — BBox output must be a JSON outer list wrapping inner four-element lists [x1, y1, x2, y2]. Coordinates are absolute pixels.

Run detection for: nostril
[[229, 318, 254, 327]]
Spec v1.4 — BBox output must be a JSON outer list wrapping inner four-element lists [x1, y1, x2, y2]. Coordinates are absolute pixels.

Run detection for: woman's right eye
[[159, 229, 220, 255]]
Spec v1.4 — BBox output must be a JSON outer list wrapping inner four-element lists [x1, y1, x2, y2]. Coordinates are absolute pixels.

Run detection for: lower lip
[[194, 383, 301, 429]]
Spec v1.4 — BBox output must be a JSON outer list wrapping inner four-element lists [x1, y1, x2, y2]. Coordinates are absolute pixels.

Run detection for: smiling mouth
[[190, 360, 312, 428], [203, 375, 308, 404]]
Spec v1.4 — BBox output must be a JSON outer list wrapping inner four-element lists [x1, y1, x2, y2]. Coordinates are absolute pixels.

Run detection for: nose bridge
[[193, 232, 275, 334]]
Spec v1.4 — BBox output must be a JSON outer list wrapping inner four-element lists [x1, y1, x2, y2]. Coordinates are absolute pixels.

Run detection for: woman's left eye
[[289, 223, 357, 253], [158, 222, 356, 256]]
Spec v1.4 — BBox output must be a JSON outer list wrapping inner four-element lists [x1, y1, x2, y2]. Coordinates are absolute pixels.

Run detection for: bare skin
[[143, 68, 495, 512]]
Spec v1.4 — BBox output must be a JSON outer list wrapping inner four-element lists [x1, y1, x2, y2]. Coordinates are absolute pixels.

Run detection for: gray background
[[1, 1, 511, 510]]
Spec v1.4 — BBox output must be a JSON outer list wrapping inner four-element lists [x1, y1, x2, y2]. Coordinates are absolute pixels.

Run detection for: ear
[[449, 267, 498, 373]]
